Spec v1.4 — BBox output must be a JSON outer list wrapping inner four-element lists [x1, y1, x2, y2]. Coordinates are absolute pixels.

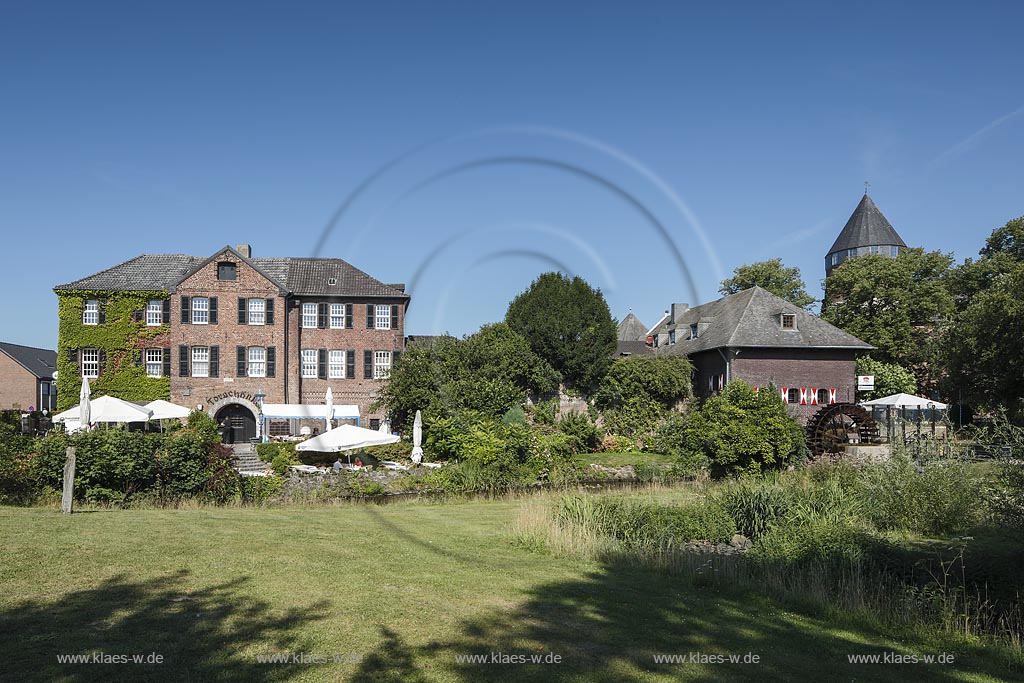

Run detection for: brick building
[[0, 342, 57, 412], [648, 287, 872, 422], [54, 245, 409, 440]]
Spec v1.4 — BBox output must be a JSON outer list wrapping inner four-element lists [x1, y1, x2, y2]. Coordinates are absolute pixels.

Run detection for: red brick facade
[[163, 248, 407, 431], [691, 348, 858, 423], [0, 352, 51, 411]]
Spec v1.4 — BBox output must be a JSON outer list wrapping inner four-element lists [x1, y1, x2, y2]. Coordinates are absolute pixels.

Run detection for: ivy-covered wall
[[56, 290, 171, 410]]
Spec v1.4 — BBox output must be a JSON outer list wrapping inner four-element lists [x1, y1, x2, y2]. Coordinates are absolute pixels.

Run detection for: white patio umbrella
[[411, 410, 424, 464], [295, 424, 399, 463], [861, 393, 947, 410], [54, 395, 153, 425], [324, 387, 334, 432], [144, 399, 191, 420], [79, 377, 91, 432]]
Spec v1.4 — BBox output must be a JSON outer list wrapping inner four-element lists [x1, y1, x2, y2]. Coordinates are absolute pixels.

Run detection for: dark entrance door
[[215, 404, 256, 445]]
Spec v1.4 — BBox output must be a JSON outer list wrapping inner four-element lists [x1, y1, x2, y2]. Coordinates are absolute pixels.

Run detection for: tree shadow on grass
[[351, 556, 1020, 683], [0, 569, 330, 683]]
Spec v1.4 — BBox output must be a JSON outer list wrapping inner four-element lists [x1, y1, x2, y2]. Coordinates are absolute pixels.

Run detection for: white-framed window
[[191, 297, 209, 325], [248, 298, 265, 325], [301, 349, 317, 378], [373, 350, 392, 379], [145, 348, 163, 377], [330, 303, 345, 329], [82, 300, 99, 325], [146, 300, 163, 326], [830, 252, 839, 266], [375, 304, 391, 330], [302, 303, 317, 328], [81, 348, 99, 378], [191, 346, 209, 377], [248, 346, 266, 377], [329, 350, 345, 378]]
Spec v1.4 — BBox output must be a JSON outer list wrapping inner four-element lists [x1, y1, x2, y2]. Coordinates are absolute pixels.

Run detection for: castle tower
[[825, 193, 907, 277]]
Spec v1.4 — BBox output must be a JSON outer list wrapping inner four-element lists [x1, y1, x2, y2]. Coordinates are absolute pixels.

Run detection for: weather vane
[[864, 180, 871, 194]]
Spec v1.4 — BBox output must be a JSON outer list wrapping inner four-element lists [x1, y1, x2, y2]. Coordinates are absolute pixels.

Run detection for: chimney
[[236, 244, 252, 258], [670, 303, 689, 324]]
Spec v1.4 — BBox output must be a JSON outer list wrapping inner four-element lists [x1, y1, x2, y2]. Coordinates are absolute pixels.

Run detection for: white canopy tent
[[259, 403, 360, 442], [295, 424, 399, 454], [861, 393, 947, 410], [53, 395, 154, 425], [145, 399, 192, 420]]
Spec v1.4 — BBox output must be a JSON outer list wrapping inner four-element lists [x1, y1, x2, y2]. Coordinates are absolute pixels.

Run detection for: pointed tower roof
[[827, 194, 907, 255], [617, 311, 648, 341]]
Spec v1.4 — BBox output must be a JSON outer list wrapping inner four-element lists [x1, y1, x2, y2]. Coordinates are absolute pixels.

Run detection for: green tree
[[375, 323, 558, 431], [505, 272, 617, 392], [855, 356, 917, 401], [939, 216, 1024, 419], [675, 381, 803, 476], [719, 258, 815, 309], [821, 248, 954, 368]]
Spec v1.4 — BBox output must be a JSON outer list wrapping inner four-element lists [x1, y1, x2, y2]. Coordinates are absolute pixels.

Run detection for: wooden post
[[61, 446, 75, 514]]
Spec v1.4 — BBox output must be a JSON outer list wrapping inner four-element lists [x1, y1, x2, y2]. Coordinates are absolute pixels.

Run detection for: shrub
[[858, 454, 982, 535], [557, 411, 600, 452], [598, 435, 635, 453], [0, 432, 40, 504], [240, 475, 284, 504], [677, 381, 801, 476], [649, 413, 710, 476], [363, 440, 413, 461], [532, 398, 559, 426]]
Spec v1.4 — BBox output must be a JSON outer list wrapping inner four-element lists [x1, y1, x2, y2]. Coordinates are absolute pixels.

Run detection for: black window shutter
[[392, 350, 401, 370], [238, 298, 247, 325], [346, 349, 355, 379], [317, 303, 328, 329], [209, 345, 219, 377], [345, 303, 353, 328], [162, 299, 171, 324], [236, 346, 247, 377], [364, 350, 373, 379], [181, 296, 191, 324], [132, 310, 143, 323], [98, 299, 107, 325], [179, 345, 189, 377], [318, 349, 327, 379], [98, 350, 106, 375], [209, 297, 218, 324], [391, 305, 399, 330], [265, 298, 274, 325], [266, 346, 276, 378], [134, 349, 143, 366], [163, 348, 171, 378], [366, 304, 375, 329], [67, 348, 77, 363]]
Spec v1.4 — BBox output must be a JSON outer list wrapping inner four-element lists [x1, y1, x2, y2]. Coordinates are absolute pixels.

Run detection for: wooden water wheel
[[805, 403, 881, 458]]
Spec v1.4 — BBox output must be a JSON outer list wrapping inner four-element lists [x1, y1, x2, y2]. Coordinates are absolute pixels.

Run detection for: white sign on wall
[[857, 375, 875, 391]]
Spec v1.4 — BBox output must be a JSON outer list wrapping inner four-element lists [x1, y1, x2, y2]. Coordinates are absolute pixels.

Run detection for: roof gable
[[617, 312, 648, 341], [828, 194, 908, 254], [174, 246, 288, 293], [0, 342, 57, 379]]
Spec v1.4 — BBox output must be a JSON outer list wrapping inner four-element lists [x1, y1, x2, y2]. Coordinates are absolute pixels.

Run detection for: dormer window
[[217, 262, 237, 281], [781, 313, 796, 330], [328, 277, 337, 286], [668, 330, 676, 345], [690, 323, 699, 339]]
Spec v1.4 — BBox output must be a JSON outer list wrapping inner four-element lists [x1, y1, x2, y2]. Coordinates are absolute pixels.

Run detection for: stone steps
[[228, 444, 270, 474]]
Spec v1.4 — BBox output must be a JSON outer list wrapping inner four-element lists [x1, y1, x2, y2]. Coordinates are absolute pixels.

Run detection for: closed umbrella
[[411, 410, 423, 464], [324, 387, 334, 432], [78, 377, 91, 432], [379, 417, 391, 434]]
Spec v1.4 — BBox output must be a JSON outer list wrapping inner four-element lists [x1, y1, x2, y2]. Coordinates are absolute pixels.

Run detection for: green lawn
[[573, 451, 676, 468], [0, 495, 1017, 682]]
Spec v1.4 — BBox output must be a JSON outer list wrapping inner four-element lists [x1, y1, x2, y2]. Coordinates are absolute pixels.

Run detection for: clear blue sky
[[2, 1, 1022, 348]]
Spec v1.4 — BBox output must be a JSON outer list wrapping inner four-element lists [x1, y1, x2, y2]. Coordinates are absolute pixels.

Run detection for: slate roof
[[54, 254, 203, 292], [615, 340, 654, 357], [652, 287, 872, 354], [827, 194, 907, 255], [0, 342, 57, 380], [55, 249, 408, 299], [617, 312, 648, 342]]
